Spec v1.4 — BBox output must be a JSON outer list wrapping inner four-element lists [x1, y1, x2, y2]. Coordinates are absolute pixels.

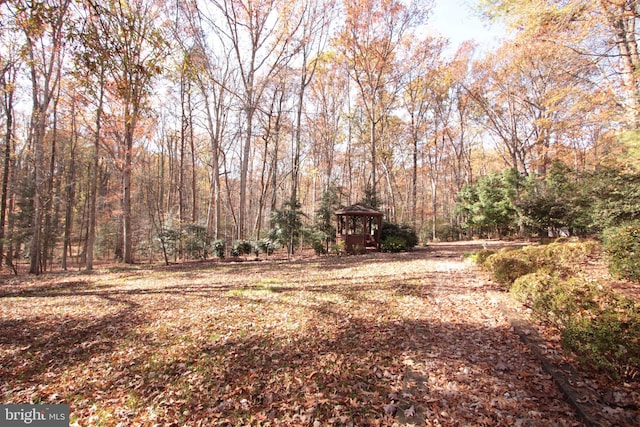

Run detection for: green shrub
[[211, 240, 225, 259], [381, 236, 407, 253], [233, 240, 253, 256], [157, 227, 180, 258], [256, 239, 276, 256], [351, 244, 364, 255], [557, 287, 640, 380], [516, 274, 640, 379], [542, 239, 599, 272], [510, 245, 559, 273], [602, 220, 640, 282], [330, 241, 346, 256], [183, 224, 209, 259], [470, 249, 496, 267], [380, 222, 418, 251], [489, 240, 639, 380], [483, 241, 599, 290], [510, 270, 561, 308], [531, 278, 604, 328], [563, 306, 640, 380], [311, 240, 327, 255], [485, 251, 536, 289], [435, 222, 463, 242], [303, 229, 330, 255]]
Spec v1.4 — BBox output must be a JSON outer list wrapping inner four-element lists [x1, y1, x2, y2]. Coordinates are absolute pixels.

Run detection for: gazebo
[[335, 203, 383, 253]]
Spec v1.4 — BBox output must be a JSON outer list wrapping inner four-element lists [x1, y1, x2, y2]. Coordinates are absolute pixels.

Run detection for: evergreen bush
[[183, 224, 209, 259], [380, 222, 418, 251], [533, 278, 640, 380], [485, 250, 536, 289], [510, 270, 560, 308], [470, 249, 496, 267], [602, 220, 640, 282], [211, 239, 225, 259], [303, 229, 329, 255], [475, 238, 639, 379], [233, 240, 253, 256], [381, 236, 407, 253], [256, 239, 276, 256]]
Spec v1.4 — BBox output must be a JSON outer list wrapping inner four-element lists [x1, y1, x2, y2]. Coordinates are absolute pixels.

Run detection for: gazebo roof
[[335, 203, 383, 216]]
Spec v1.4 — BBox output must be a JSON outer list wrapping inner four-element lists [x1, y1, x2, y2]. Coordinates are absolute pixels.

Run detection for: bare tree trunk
[[122, 119, 134, 264], [179, 73, 187, 258], [86, 67, 104, 271], [29, 112, 45, 274], [239, 104, 254, 240], [213, 0, 295, 240], [412, 135, 418, 229], [202, 92, 222, 239], [188, 83, 197, 224], [291, 78, 304, 208], [370, 115, 377, 204], [62, 103, 77, 270], [24, 0, 70, 274], [0, 63, 17, 270], [255, 136, 270, 239], [430, 178, 437, 241], [179, 77, 188, 214], [270, 122, 279, 221], [42, 86, 62, 272]]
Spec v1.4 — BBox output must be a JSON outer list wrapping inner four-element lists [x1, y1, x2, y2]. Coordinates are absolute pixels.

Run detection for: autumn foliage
[[2, 245, 603, 425]]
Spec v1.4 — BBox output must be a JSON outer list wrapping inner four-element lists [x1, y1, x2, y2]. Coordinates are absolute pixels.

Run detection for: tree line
[[0, 0, 638, 274]]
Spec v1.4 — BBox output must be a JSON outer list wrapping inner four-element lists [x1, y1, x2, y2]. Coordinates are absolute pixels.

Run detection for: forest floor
[[0, 241, 638, 426]]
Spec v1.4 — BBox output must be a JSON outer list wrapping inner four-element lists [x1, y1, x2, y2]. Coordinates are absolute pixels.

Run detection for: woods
[[0, 0, 639, 272]]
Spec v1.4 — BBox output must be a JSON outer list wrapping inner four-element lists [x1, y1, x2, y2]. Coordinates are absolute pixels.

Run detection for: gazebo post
[[375, 215, 382, 250]]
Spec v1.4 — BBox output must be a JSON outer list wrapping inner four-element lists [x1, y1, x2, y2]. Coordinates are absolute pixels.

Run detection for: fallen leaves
[[0, 247, 623, 425]]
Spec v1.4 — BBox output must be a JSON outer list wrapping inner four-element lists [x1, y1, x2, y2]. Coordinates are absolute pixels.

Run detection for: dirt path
[[1, 242, 592, 426]]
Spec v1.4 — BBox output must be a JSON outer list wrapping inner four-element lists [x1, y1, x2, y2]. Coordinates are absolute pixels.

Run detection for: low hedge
[[484, 254, 535, 289], [476, 239, 639, 380], [510, 270, 561, 309]]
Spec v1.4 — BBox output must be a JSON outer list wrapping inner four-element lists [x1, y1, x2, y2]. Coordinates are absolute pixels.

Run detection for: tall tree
[[61, 88, 78, 270], [208, 0, 297, 240], [0, 15, 21, 272], [480, 0, 640, 127], [178, 2, 235, 240], [288, 0, 333, 209], [196, 49, 233, 240], [401, 37, 445, 229], [279, 0, 334, 253], [10, 0, 72, 274], [86, 0, 167, 263], [468, 35, 603, 176], [72, 3, 108, 270], [338, 0, 428, 204], [307, 50, 349, 203], [251, 75, 289, 239]]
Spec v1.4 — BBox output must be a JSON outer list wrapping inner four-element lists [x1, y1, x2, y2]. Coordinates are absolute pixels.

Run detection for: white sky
[[427, 0, 507, 53]]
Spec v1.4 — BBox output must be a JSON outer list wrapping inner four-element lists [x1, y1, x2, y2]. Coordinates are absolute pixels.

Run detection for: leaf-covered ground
[[1, 244, 588, 426]]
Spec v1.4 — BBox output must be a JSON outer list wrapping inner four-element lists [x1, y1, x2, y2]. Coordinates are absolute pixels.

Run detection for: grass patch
[[226, 284, 278, 297]]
